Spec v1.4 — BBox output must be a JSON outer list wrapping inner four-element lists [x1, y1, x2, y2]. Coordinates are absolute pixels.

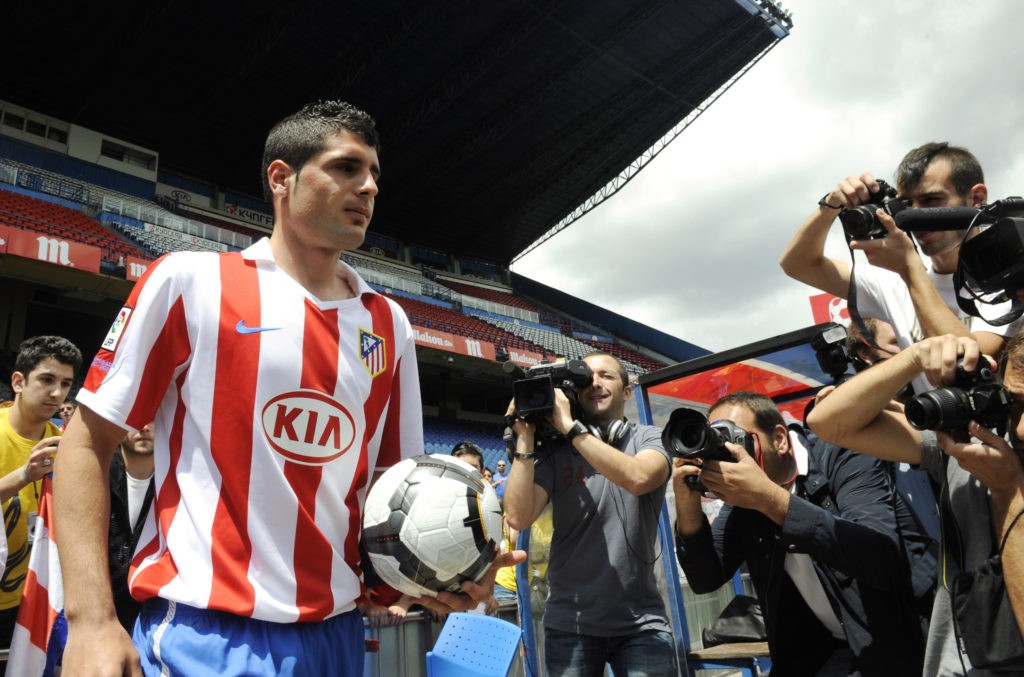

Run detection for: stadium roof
[[3, 0, 790, 264]]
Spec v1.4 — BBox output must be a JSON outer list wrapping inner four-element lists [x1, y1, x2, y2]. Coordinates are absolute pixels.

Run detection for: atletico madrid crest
[[360, 328, 387, 377]]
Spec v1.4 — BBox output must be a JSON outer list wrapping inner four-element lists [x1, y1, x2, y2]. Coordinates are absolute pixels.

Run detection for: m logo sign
[[36, 237, 71, 265], [3, 229, 101, 272]]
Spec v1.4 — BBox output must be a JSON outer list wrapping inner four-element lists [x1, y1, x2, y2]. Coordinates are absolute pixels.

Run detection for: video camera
[[662, 407, 757, 492], [893, 196, 1024, 325], [503, 359, 592, 452], [903, 358, 1009, 432], [839, 180, 908, 241]]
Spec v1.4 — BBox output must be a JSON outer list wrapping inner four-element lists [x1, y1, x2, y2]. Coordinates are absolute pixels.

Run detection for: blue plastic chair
[[425, 612, 523, 677]]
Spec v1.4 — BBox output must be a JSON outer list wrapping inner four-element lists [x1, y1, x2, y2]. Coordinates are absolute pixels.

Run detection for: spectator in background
[[492, 459, 509, 501], [450, 440, 485, 475], [109, 423, 156, 632], [0, 336, 80, 656], [483, 467, 494, 485], [58, 400, 77, 431]]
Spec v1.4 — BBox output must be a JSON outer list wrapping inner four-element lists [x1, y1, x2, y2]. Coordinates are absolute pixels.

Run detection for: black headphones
[[586, 418, 629, 446]]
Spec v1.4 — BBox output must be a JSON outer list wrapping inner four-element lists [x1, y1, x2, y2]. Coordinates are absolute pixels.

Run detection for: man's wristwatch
[[513, 450, 535, 461], [565, 419, 589, 443]]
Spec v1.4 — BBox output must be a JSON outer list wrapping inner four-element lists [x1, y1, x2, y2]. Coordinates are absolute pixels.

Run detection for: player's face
[[900, 158, 969, 257], [123, 422, 155, 456], [580, 354, 628, 423], [12, 357, 74, 424], [282, 130, 380, 252]]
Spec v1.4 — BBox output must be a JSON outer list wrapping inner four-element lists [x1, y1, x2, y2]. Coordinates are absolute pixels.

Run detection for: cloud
[[512, 0, 1024, 354]]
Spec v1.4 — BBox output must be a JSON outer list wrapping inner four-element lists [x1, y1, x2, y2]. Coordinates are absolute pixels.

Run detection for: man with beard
[[109, 423, 155, 631], [781, 142, 1014, 395], [674, 391, 930, 675], [504, 351, 675, 676]]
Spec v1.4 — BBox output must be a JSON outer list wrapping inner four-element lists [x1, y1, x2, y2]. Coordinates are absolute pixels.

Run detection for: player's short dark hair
[[896, 142, 984, 198], [261, 100, 380, 201], [708, 391, 785, 435], [14, 335, 82, 376]]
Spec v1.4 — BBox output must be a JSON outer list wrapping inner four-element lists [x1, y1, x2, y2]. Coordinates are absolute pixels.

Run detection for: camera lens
[[904, 387, 972, 430]]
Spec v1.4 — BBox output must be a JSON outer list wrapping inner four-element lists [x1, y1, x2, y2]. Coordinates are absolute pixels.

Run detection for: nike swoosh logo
[[236, 320, 281, 334]]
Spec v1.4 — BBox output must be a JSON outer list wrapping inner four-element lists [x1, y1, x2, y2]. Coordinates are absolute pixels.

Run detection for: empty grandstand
[[0, 1, 792, 673]]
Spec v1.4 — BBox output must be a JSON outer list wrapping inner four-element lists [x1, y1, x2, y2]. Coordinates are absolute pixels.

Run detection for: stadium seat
[[425, 612, 522, 677]]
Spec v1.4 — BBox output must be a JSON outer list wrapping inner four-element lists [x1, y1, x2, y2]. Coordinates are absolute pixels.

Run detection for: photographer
[[780, 143, 1013, 389], [673, 392, 929, 675], [503, 352, 675, 676], [807, 333, 1024, 673]]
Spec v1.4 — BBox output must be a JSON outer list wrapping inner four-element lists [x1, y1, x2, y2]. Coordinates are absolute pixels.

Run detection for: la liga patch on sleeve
[[101, 306, 133, 352]]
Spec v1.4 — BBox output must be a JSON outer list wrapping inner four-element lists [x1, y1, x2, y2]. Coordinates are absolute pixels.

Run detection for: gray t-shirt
[[533, 423, 672, 636], [919, 430, 1001, 676]]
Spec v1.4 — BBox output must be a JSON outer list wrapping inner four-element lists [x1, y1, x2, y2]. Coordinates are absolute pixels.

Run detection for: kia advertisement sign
[[3, 226, 101, 273], [809, 292, 849, 325], [261, 390, 356, 464], [412, 325, 496, 361]]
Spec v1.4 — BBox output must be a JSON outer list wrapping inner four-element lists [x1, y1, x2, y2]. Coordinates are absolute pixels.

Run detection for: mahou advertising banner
[[505, 348, 548, 368], [2, 226, 101, 273], [412, 325, 496, 361]]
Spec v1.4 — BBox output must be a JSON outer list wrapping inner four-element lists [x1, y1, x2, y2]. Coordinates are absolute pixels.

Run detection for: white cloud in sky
[[512, 0, 1024, 354]]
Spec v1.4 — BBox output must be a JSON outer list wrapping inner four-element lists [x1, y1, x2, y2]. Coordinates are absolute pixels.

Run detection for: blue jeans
[[544, 627, 677, 677]]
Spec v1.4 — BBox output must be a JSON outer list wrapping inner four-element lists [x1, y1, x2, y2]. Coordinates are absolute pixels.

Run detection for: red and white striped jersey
[[78, 238, 423, 622]]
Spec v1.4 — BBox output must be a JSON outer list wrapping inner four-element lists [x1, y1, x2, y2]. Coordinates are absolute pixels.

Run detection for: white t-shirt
[[854, 262, 1015, 394]]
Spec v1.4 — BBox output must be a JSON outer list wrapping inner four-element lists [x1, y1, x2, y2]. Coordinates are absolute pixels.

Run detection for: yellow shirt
[[0, 408, 60, 610], [495, 508, 554, 592]]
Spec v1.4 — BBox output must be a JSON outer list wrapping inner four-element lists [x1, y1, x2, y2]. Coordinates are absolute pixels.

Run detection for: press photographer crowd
[[2, 118, 1023, 676]]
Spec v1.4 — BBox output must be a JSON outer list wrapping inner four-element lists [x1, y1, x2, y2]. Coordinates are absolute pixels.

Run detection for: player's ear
[[267, 160, 294, 197]]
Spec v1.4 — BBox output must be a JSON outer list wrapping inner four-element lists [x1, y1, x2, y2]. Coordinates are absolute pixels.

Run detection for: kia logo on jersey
[[261, 390, 356, 464]]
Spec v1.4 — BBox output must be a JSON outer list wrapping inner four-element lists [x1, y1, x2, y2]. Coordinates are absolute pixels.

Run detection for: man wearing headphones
[[504, 351, 675, 676]]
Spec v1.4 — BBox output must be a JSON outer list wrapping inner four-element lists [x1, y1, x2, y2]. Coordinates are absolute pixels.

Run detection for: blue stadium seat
[[425, 612, 522, 677]]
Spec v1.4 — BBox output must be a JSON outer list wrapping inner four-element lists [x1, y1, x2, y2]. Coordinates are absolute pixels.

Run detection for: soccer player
[[54, 101, 521, 676]]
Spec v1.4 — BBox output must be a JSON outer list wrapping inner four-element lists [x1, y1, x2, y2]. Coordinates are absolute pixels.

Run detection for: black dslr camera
[[839, 179, 908, 240], [504, 360, 592, 452], [662, 408, 757, 492], [904, 359, 1010, 432]]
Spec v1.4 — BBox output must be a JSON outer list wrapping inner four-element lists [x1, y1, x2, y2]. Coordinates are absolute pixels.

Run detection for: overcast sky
[[511, 0, 1024, 354]]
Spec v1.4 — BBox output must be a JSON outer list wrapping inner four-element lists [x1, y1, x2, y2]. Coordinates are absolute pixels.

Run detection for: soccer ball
[[362, 454, 504, 597]]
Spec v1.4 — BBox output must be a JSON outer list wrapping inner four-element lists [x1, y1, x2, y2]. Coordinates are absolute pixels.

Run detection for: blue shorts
[[133, 598, 364, 676]]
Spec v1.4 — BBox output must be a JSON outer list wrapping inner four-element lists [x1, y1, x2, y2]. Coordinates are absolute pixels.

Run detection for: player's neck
[[269, 232, 356, 301]]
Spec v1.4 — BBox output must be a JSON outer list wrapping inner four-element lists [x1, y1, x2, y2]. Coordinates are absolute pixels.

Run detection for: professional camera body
[[839, 179, 908, 241], [904, 358, 1009, 432], [662, 407, 758, 492], [504, 359, 592, 451]]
